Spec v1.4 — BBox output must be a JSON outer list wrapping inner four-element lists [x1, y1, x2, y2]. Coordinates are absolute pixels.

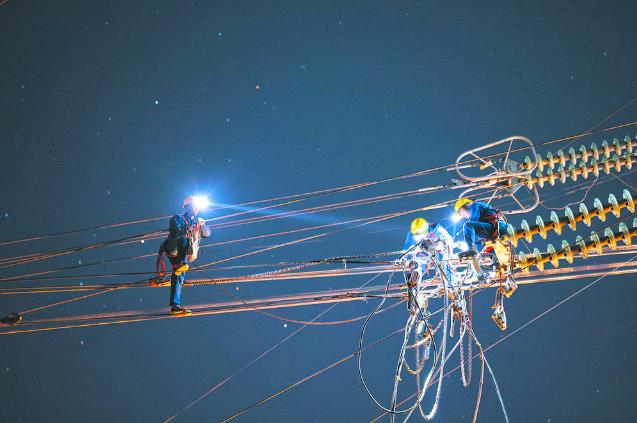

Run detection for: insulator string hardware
[[452, 135, 636, 216], [505, 189, 636, 247], [520, 134, 637, 173], [515, 218, 637, 273], [522, 150, 636, 191]]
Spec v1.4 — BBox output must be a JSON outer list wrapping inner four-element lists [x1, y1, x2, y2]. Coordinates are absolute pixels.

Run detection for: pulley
[[491, 293, 507, 331]]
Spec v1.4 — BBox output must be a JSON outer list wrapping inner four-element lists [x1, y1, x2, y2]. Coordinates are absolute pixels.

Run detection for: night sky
[[1, 1, 637, 422]]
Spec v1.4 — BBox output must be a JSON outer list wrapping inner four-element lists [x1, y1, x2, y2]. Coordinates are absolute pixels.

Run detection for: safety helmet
[[410, 218, 429, 235], [454, 198, 473, 213], [183, 196, 195, 209]]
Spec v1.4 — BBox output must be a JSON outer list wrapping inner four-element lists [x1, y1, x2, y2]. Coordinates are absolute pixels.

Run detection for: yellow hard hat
[[454, 198, 473, 213], [410, 218, 429, 235]]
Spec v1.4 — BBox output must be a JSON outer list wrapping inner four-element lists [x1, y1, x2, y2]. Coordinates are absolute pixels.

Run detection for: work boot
[[170, 305, 192, 315], [458, 250, 476, 260]]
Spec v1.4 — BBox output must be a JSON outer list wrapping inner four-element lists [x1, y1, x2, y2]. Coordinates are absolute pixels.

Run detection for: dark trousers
[[463, 220, 507, 252]]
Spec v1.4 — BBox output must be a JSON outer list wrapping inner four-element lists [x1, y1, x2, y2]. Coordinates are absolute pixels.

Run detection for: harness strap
[[483, 208, 505, 238]]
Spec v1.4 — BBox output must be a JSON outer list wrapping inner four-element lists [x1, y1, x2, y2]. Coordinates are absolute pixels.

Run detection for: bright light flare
[[192, 195, 211, 210], [451, 213, 462, 223]]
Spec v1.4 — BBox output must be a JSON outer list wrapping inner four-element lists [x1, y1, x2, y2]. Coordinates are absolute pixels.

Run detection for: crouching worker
[[454, 198, 507, 259], [161, 196, 211, 315]]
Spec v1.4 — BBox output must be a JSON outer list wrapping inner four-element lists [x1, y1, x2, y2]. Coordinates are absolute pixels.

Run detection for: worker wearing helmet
[[404, 217, 453, 253], [162, 196, 212, 315], [454, 198, 507, 259], [403, 217, 454, 304]]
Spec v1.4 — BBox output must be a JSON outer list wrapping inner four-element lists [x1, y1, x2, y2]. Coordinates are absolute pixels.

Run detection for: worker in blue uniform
[[454, 198, 507, 259], [403, 217, 454, 290], [404, 217, 453, 255], [162, 196, 211, 315]]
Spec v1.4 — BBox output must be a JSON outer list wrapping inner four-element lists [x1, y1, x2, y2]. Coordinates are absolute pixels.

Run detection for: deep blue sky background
[[1, 1, 637, 422]]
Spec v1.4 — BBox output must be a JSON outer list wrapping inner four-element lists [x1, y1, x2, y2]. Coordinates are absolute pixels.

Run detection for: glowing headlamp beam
[[192, 195, 212, 210]]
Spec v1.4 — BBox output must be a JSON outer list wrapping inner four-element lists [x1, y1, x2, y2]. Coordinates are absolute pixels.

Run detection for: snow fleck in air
[[283, 324, 288, 328], [225, 117, 230, 122], [78, 260, 82, 264], [140, 239, 145, 244], [106, 190, 111, 195], [154, 99, 159, 105], [80, 340, 84, 345], [79, 282, 84, 286], [235, 286, 239, 291], [217, 32, 223, 37], [197, 157, 202, 163]]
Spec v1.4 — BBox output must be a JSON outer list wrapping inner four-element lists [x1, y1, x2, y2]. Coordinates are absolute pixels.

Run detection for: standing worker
[[160, 195, 212, 315]]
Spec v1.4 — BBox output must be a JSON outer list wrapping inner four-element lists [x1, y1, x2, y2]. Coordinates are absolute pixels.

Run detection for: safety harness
[[155, 214, 200, 279], [481, 207, 505, 238]]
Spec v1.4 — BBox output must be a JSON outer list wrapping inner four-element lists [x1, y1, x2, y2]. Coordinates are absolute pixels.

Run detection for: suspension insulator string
[[516, 218, 637, 272], [506, 189, 636, 247]]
